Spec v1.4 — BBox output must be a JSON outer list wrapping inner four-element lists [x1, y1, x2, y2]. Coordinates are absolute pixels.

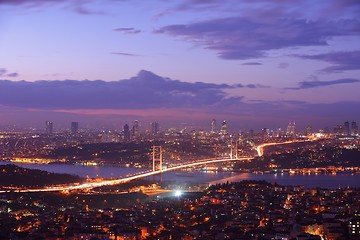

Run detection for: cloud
[[288, 78, 360, 90], [0, 70, 359, 129], [72, 2, 105, 15], [155, 17, 360, 60], [235, 83, 267, 88], [6, 72, 19, 77], [0, 0, 104, 15], [170, 0, 229, 12], [0, 0, 71, 9], [295, 51, 360, 73], [164, 0, 360, 19], [0, 0, 65, 6], [111, 52, 142, 57], [0, 68, 19, 78], [278, 62, 289, 69], [0, 70, 256, 110], [242, 62, 262, 66], [113, 27, 142, 34], [0, 69, 6, 76]]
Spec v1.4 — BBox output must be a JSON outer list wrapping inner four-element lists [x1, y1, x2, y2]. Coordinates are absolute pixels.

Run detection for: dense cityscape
[[0, 119, 359, 239]]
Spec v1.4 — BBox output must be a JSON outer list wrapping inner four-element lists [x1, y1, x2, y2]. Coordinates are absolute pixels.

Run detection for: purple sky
[[0, 0, 360, 131]]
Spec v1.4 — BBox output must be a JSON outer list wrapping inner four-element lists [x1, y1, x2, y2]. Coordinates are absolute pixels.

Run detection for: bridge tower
[[229, 139, 238, 159], [152, 146, 163, 172]]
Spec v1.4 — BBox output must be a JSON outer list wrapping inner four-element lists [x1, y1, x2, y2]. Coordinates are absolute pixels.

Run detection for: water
[[0, 162, 144, 179], [1, 162, 360, 189], [209, 172, 360, 189]]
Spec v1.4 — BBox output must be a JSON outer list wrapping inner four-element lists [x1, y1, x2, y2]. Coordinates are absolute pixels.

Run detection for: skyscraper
[[344, 121, 350, 136], [351, 121, 358, 136], [334, 125, 344, 136], [132, 120, 140, 139], [306, 125, 312, 136], [151, 122, 159, 135], [262, 128, 270, 139], [220, 120, 227, 135], [123, 124, 130, 142], [45, 121, 53, 135], [286, 122, 296, 136], [211, 119, 216, 133], [71, 122, 79, 134]]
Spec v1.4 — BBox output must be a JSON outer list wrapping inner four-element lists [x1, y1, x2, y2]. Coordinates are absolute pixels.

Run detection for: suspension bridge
[[0, 141, 297, 193]]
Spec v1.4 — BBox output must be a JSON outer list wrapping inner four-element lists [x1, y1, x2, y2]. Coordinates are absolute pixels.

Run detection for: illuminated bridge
[[1, 156, 251, 193], [0, 140, 299, 193]]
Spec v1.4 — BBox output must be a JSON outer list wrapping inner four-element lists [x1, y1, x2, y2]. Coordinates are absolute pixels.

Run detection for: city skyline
[[1, 0, 360, 129]]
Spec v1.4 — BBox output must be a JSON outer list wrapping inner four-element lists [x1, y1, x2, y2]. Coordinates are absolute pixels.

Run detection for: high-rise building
[[274, 128, 282, 137], [45, 121, 53, 135], [71, 122, 79, 134], [351, 121, 358, 136], [123, 124, 130, 141], [211, 119, 216, 133], [334, 125, 344, 136], [220, 120, 227, 135], [262, 128, 270, 139], [151, 122, 159, 135], [132, 120, 140, 139], [306, 125, 312, 136], [344, 121, 350, 136], [286, 122, 296, 136]]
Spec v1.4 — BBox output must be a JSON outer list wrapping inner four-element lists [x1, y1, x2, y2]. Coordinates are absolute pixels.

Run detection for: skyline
[[1, 0, 360, 130]]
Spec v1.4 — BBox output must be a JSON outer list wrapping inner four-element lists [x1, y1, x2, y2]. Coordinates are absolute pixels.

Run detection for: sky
[[0, 0, 360, 132]]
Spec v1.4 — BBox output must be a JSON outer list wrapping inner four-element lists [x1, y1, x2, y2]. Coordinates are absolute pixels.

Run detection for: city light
[[175, 190, 182, 197]]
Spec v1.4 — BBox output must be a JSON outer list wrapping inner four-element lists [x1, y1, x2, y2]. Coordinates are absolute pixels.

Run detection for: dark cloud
[[0, 0, 63, 5], [235, 83, 267, 88], [0, 68, 18, 78], [288, 78, 360, 90], [171, 0, 228, 12], [6, 72, 19, 77], [72, 2, 105, 15], [0, 70, 254, 110], [0, 0, 103, 15], [155, 17, 360, 60], [113, 27, 141, 34], [242, 62, 262, 66], [0, 0, 69, 8], [295, 51, 360, 73], [0, 70, 359, 129], [166, 0, 360, 19], [0, 69, 6, 76], [111, 52, 141, 57]]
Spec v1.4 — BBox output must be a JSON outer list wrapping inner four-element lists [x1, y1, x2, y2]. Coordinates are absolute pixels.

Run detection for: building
[[123, 124, 130, 142], [344, 121, 350, 136], [334, 125, 344, 136], [151, 122, 159, 135], [211, 119, 216, 133], [286, 122, 296, 136], [306, 125, 312, 136], [262, 128, 270, 139], [349, 216, 360, 238], [45, 121, 53, 135], [132, 120, 140, 139], [220, 120, 227, 135], [101, 131, 121, 143], [351, 121, 358, 136], [71, 122, 79, 134]]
